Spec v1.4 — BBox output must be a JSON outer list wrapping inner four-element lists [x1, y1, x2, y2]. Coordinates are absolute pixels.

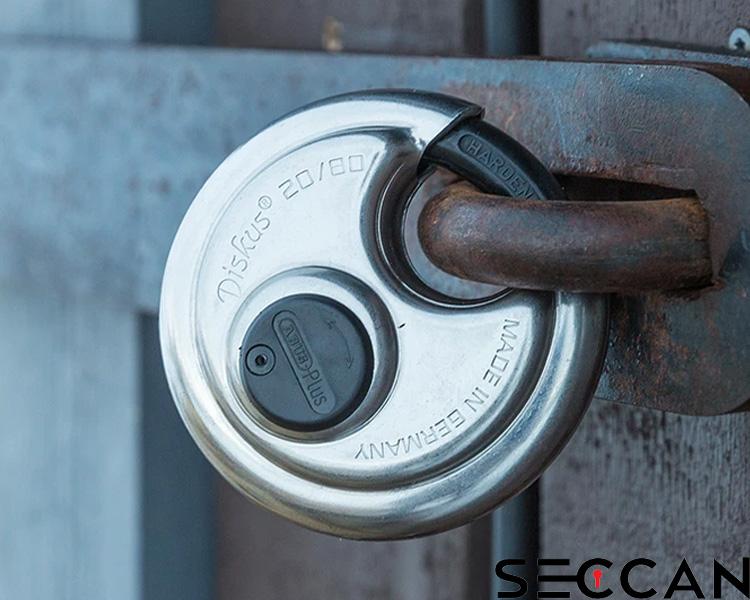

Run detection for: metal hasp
[[431, 53, 750, 416], [4, 43, 748, 418], [419, 183, 711, 293]]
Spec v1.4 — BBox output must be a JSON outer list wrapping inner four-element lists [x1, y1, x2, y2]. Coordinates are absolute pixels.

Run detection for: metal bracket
[[431, 46, 750, 415], [414, 40, 750, 415]]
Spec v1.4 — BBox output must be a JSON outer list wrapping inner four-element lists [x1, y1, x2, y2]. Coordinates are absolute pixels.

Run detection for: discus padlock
[[160, 91, 608, 539]]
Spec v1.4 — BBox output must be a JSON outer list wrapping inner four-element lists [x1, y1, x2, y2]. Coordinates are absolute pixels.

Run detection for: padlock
[[159, 91, 608, 539]]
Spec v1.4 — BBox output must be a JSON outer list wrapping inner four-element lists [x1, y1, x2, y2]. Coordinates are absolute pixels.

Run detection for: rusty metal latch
[[419, 182, 712, 293], [408, 41, 750, 416]]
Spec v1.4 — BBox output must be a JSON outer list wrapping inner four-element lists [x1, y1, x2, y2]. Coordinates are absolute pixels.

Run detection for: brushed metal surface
[[159, 91, 607, 538]]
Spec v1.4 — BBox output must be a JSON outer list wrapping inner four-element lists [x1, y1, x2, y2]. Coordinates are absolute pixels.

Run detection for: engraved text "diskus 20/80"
[[215, 153, 371, 303]]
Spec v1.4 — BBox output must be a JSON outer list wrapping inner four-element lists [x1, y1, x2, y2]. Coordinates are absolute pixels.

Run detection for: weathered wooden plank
[[216, 0, 485, 55], [541, 0, 750, 57], [216, 481, 487, 600], [0, 8, 140, 599], [0, 44, 559, 313], [0, 0, 137, 41], [140, 315, 216, 600], [0, 286, 140, 599], [541, 401, 750, 593]]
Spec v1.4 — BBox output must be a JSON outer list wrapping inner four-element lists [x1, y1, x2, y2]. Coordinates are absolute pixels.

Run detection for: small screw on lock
[[246, 344, 276, 376]]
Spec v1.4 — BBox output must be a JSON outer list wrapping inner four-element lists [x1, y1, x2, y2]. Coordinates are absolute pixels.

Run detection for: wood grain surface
[[216, 0, 485, 55], [541, 0, 750, 57], [217, 481, 489, 600], [0, 3, 140, 599], [542, 401, 750, 594]]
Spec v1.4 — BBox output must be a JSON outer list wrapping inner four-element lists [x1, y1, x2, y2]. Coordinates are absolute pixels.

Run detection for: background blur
[[2, 1, 749, 599]]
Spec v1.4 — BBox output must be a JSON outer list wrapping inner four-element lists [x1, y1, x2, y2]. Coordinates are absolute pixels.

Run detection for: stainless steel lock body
[[159, 91, 608, 539]]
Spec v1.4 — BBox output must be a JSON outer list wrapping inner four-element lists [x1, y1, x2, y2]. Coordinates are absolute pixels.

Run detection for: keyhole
[[245, 344, 276, 376], [593, 569, 603, 589]]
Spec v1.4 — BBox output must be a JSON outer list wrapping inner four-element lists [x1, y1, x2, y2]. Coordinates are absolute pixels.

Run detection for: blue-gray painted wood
[[0, 0, 137, 40], [1, 5, 140, 599], [0, 285, 140, 599]]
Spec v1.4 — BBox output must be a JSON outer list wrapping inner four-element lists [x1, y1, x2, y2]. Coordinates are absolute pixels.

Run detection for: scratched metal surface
[[2, 42, 749, 415], [540, 3, 750, 597], [540, 0, 750, 58]]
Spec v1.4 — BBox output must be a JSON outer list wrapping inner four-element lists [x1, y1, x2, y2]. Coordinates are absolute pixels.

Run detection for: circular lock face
[[160, 91, 608, 539]]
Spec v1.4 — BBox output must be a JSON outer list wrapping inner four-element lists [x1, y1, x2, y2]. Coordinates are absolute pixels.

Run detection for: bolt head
[[729, 27, 750, 51]]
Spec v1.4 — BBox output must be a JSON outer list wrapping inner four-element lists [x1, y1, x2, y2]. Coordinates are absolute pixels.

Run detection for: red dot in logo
[[593, 569, 603, 589]]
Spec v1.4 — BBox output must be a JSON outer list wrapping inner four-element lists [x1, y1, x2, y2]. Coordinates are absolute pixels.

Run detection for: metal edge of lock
[[159, 90, 608, 539]]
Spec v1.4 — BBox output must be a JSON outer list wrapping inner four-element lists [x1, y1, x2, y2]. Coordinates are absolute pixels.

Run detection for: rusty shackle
[[419, 182, 712, 294]]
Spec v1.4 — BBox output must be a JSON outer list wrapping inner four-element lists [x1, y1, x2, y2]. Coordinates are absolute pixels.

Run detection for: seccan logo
[[496, 558, 749, 599]]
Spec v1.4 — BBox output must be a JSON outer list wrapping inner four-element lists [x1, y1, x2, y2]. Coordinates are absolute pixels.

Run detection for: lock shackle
[[419, 117, 712, 294], [386, 115, 567, 305]]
